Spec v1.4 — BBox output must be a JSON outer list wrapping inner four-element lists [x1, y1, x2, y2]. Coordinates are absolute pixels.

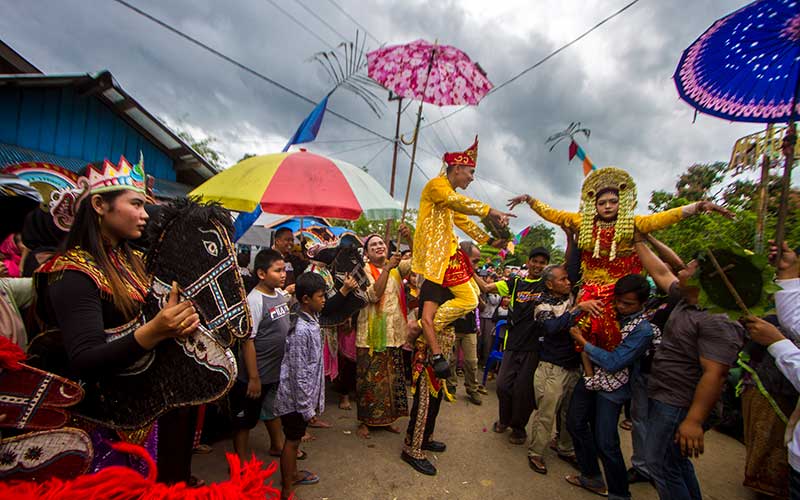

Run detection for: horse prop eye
[[203, 240, 219, 256]]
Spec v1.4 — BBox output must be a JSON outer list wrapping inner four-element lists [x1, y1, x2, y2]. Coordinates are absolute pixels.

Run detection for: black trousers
[[157, 406, 198, 484], [496, 349, 540, 432], [404, 370, 444, 459]]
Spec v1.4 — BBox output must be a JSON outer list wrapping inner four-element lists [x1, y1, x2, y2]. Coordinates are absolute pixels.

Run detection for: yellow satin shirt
[[411, 176, 490, 285]]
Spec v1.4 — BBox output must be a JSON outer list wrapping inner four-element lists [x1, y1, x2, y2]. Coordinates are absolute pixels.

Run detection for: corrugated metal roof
[[0, 71, 218, 181]]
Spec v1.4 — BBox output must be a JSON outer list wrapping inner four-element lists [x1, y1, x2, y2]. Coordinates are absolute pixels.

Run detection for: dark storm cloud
[[1, 0, 761, 241]]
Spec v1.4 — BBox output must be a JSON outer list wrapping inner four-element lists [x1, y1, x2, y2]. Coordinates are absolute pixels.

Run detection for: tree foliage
[[480, 222, 566, 267], [648, 162, 800, 261], [176, 130, 227, 170], [331, 209, 418, 243]]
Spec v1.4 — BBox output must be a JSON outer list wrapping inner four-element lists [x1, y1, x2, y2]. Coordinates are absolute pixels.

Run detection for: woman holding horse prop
[[34, 155, 200, 474]]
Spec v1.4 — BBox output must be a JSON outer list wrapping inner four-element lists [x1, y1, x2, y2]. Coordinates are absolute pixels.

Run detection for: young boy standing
[[273, 272, 328, 500], [230, 249, 290, 463]]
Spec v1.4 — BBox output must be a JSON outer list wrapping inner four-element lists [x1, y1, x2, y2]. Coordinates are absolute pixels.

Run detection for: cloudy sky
[[2, 0, 767, 245]]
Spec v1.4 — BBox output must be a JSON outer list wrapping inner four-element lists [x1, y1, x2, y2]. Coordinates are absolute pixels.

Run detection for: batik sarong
[[356, 347, 409, 426]]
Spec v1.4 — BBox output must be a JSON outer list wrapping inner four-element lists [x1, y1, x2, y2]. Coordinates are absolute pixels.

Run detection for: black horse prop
[[30, 198, 250, 430], [316, 244, 369, 327]]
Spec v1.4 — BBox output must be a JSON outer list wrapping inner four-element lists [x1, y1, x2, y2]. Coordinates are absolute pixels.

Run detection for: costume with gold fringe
[[526, 167, 685, 351]]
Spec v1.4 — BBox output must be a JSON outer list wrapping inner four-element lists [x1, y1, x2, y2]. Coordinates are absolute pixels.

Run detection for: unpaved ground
[[194, 378, 756, 500]]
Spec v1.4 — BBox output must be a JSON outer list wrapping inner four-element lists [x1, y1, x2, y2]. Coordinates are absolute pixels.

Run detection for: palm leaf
[[312, 31, 385, 117]]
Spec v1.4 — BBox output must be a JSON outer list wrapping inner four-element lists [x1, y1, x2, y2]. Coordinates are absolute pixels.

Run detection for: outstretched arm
[[646, 233, 685, 272], [429, 178, 490, 217], [635, 201, 733, 234], [454, 212, 491, 244], [507, 194, 581, 229], [634, 235, 678, 294]]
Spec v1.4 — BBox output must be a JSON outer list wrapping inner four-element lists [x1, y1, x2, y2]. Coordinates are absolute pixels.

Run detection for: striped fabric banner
[[568, 140, 596, 176]]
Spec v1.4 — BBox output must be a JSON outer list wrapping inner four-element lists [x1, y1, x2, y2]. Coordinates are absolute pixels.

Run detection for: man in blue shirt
[[565, 274, 654, 500]]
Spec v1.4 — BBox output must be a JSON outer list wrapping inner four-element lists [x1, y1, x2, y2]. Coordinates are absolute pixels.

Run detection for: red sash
[[441, 249, 474, 288]]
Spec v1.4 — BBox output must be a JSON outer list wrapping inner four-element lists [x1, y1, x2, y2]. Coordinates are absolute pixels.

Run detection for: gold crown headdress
[[577, 167, 636, 261]]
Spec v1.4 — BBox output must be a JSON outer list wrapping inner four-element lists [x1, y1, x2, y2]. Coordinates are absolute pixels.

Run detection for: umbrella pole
[[775, 123, 796, 263], [399, 100, 425, 230], [385, 94, 404, 244], [397, 41, 437, 234], [775, 70, 800, 264], [754, 123, 773, 253]]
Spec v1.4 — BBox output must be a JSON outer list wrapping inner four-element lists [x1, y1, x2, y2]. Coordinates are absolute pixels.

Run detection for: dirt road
[[194, 379, 756, 500]]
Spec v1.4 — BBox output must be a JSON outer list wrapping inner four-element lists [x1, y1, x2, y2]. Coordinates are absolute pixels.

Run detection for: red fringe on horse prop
[[0, 442, 282, 500]]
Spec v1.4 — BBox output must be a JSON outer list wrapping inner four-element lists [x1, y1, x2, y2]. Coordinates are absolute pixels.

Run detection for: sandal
[[192, 444, 213, 454], [293, 469, 320, 485], [528, 455, 547, 474], [492, 421, 508, 433], [565, 474, 607, 497]]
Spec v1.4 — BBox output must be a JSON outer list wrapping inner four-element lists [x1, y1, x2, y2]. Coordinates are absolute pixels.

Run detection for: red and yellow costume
[[527, 167, 685, 351]]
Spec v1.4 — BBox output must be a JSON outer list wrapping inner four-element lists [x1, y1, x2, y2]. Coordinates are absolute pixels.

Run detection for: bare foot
[[301, 432, 316, 443], [386, 424, 401, 434], [308, 417, 332, 428], [339, 396, 352, 410], [356, 424, 371, 439]]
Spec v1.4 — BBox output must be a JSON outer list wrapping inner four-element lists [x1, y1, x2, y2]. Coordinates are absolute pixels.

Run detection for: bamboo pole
[[754, 123, 773, 253], [706, 249, 751, 316], [384, 95, 403, 245]]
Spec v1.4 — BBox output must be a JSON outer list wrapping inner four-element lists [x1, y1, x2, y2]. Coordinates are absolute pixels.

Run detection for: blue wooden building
[[0, 41, 216, 197]]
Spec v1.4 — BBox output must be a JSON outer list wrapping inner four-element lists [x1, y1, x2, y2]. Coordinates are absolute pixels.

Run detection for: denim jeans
[[630, 373, 650, 477], [645, 398, 703, 500], [567, 379, 630, 500]]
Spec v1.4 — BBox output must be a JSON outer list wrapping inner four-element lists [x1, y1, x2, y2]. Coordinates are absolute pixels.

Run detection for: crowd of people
[[1, 138, 800, 500]]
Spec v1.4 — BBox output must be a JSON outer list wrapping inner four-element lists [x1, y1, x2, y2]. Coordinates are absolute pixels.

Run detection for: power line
[[325, 0, 381, 46], [419, 0, 643, 131], [325, 139, 385, 155], [294, 0, 349, 43], [264, 0, 335, 50], [363, 141, 390, 168], [108, 0, 393, 143]]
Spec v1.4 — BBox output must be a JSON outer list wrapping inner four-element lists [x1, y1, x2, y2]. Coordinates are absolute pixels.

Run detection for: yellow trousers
[[433, 279, 479, 334]]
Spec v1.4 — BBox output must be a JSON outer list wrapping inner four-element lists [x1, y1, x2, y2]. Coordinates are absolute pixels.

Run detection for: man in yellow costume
[[508, 166, 730, 353], [411, 136, 513, 355]]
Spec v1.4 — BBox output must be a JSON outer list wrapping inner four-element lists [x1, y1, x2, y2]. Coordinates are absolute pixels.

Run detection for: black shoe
[[422, 440, 447, 452], [467, 392, 483, 405], [627, 467, 651, 484], [401, 451, 437, 475], [508, 429, 527, 445]]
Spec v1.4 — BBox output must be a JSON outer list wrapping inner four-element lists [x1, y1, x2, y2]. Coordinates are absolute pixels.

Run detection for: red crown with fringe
[[442, 136, 478, 168]]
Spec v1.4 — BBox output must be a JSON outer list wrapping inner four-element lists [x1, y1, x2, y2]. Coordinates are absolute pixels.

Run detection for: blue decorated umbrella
[[674, 0, 800, 255]]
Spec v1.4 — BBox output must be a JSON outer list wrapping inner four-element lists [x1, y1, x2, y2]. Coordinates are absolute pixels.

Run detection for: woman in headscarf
[[355, 233, 411, 438]]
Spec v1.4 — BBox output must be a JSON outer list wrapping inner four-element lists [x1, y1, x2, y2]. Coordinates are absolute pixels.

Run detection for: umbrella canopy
[[368, 39, 493, 106], [674, 0, 800, 122], [189, 150, 401, 220]]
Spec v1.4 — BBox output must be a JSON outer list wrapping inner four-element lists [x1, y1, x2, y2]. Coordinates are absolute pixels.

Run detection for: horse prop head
[[145, 197, 251, 347]]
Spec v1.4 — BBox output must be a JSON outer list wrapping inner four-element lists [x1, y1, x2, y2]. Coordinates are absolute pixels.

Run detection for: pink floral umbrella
[[367, 39, 493, 224], [368, 39, 493, 106]]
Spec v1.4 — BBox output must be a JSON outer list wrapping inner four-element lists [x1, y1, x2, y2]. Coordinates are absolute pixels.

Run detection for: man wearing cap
[[476, 247, 551, 444], [411, 136, 513, 367]]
